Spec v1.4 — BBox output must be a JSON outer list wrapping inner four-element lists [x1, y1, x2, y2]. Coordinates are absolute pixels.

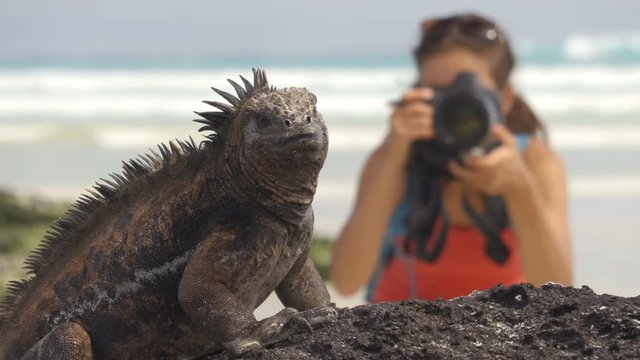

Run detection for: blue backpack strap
[[516, 133, 531, 152], [365, 192, 412, 302]]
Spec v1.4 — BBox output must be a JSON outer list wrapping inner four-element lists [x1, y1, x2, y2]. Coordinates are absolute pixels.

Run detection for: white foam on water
[[3, 65, 640, 119], [4, 91, 640, 118], [93, 126, 197, 149], [526, 92, 640, 116], [514, 65, 640, 88], [0, 90, 396, 119], [1, 64, 639, 152], [0, 95, 198, 117], [2, 123, 640, 152], [0, 68, 412, 92], [562, 31, 640, 62]]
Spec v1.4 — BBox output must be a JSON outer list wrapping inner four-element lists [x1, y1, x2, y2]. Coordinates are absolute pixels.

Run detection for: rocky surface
[[210, 284, 640, 359]]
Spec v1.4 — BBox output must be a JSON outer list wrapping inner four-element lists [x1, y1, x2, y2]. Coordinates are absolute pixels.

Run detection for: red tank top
[[370, 226, 526, 302]]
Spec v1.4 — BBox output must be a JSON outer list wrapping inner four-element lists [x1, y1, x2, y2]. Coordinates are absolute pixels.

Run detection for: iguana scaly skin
[[0, 69, 334, 359]]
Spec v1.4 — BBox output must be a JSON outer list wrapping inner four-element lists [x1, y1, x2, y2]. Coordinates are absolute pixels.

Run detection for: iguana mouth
[[279, 133, 318, 145]]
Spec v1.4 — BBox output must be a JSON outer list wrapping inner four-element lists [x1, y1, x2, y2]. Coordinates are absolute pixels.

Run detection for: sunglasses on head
[[420, 15, 503, 46]]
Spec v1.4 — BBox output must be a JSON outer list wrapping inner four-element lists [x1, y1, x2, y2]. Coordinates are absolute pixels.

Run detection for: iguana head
[[240, 84, 328, 171], [195, 69, 328, 215]]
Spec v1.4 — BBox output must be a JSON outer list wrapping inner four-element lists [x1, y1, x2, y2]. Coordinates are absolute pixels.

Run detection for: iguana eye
[[255, 115, 273, 130]]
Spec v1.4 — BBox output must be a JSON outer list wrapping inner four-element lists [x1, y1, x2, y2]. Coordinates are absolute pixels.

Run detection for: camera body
[[408, 72, 503, 178]]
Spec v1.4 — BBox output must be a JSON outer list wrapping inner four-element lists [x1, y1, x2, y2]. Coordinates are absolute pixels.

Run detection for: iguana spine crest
[[0, 68, 270, 328]]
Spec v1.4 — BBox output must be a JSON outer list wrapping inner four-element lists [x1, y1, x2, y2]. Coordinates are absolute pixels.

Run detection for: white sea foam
[[526, 92, 640, 116], [2, 65, 640, 120], [3, 65, 639, 93], [563, 32, 640, 61], [0, 94, 199, 118], [0, 68, 412, 92], [2, 123, 640, 152], [2, 90, 640, 119], [514, 65, 640, 89]]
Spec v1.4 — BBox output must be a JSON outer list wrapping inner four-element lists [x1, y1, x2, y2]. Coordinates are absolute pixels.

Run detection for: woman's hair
[[414, 13, 546, 139]]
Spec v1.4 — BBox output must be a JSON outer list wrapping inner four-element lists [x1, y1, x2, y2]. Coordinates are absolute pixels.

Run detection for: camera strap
[[461, 192, 510, 264], [404, 178, 450, 262]]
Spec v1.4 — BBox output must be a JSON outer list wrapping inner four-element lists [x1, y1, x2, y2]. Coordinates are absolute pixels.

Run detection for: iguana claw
[[223, 307, 312, 356], [298, 305, 338, 327]]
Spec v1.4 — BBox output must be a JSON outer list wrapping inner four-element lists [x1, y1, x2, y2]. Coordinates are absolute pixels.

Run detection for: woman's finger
[[449, 160, 474, 180], [398, 87, 435, 104], [492, 124, 517, 148]]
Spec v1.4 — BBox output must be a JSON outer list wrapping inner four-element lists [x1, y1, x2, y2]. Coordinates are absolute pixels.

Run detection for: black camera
[[404, 72, 510, 264], [433, 72, 503, 153], [408, 72, 503, 178]]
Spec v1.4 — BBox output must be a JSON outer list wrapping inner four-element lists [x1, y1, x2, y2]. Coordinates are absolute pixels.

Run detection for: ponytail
[[506, 94, 547, 142]]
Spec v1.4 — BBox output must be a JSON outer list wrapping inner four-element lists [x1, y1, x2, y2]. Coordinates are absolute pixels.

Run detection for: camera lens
[[439, 95, 489, 148]]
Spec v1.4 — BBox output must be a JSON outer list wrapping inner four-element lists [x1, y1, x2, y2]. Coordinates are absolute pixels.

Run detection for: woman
[[330, 13, 572, 302]]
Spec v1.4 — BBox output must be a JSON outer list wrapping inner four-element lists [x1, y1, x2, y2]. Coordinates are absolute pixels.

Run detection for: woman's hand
[[388, 88, 435, 155], [448, 124, 531, 196]]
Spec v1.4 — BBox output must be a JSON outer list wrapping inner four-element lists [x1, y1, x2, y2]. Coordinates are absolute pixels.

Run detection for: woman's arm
[[329, 141, 408, 295], [330, 88, 435, 295], [506, 139, 573, 285]]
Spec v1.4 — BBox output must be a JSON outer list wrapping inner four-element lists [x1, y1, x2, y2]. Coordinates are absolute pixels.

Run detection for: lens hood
[[432, 72, 503, 152]]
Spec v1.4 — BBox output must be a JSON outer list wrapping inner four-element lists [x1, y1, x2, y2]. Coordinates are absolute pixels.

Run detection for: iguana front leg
[[276, 255, 337, 326], [21, 322, 93, 360], [177, 234, 312, 356], [178, 279, 311, 355]]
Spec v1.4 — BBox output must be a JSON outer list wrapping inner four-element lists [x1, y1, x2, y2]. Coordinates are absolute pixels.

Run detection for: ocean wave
[[2, 91, 640, 119], [3, 65, 640, 95], [514, 65, 640, 89], [3, 124, 640, 151], [0, 124, 197, 148], [525, 92, 640, 115], [563, 32, 640, 62], [0, 68, 413, 92], [0, 94, 395, 119], [1, 65, 640, 119]]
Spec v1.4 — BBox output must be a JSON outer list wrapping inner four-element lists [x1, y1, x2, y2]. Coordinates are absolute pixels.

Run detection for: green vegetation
[[0, 190, 335, 302], [0, 191, 67, 300], [310, 235, 333, 280]]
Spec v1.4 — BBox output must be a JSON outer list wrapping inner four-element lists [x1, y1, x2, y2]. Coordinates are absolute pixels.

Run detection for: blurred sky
[[1, 0, 639, 58]]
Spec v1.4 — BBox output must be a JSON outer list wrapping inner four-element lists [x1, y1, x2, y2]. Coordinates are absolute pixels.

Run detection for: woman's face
[[419, 48, 498, 90], [419, 47, 512, 113]]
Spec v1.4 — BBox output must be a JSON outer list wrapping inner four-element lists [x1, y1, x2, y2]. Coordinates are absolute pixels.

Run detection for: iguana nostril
[[306, 116, 311, 123], [285, 120, 291, 127]]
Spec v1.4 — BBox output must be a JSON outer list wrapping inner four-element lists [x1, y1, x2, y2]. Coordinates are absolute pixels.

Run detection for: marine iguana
[[0, 69, 335, 359]]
